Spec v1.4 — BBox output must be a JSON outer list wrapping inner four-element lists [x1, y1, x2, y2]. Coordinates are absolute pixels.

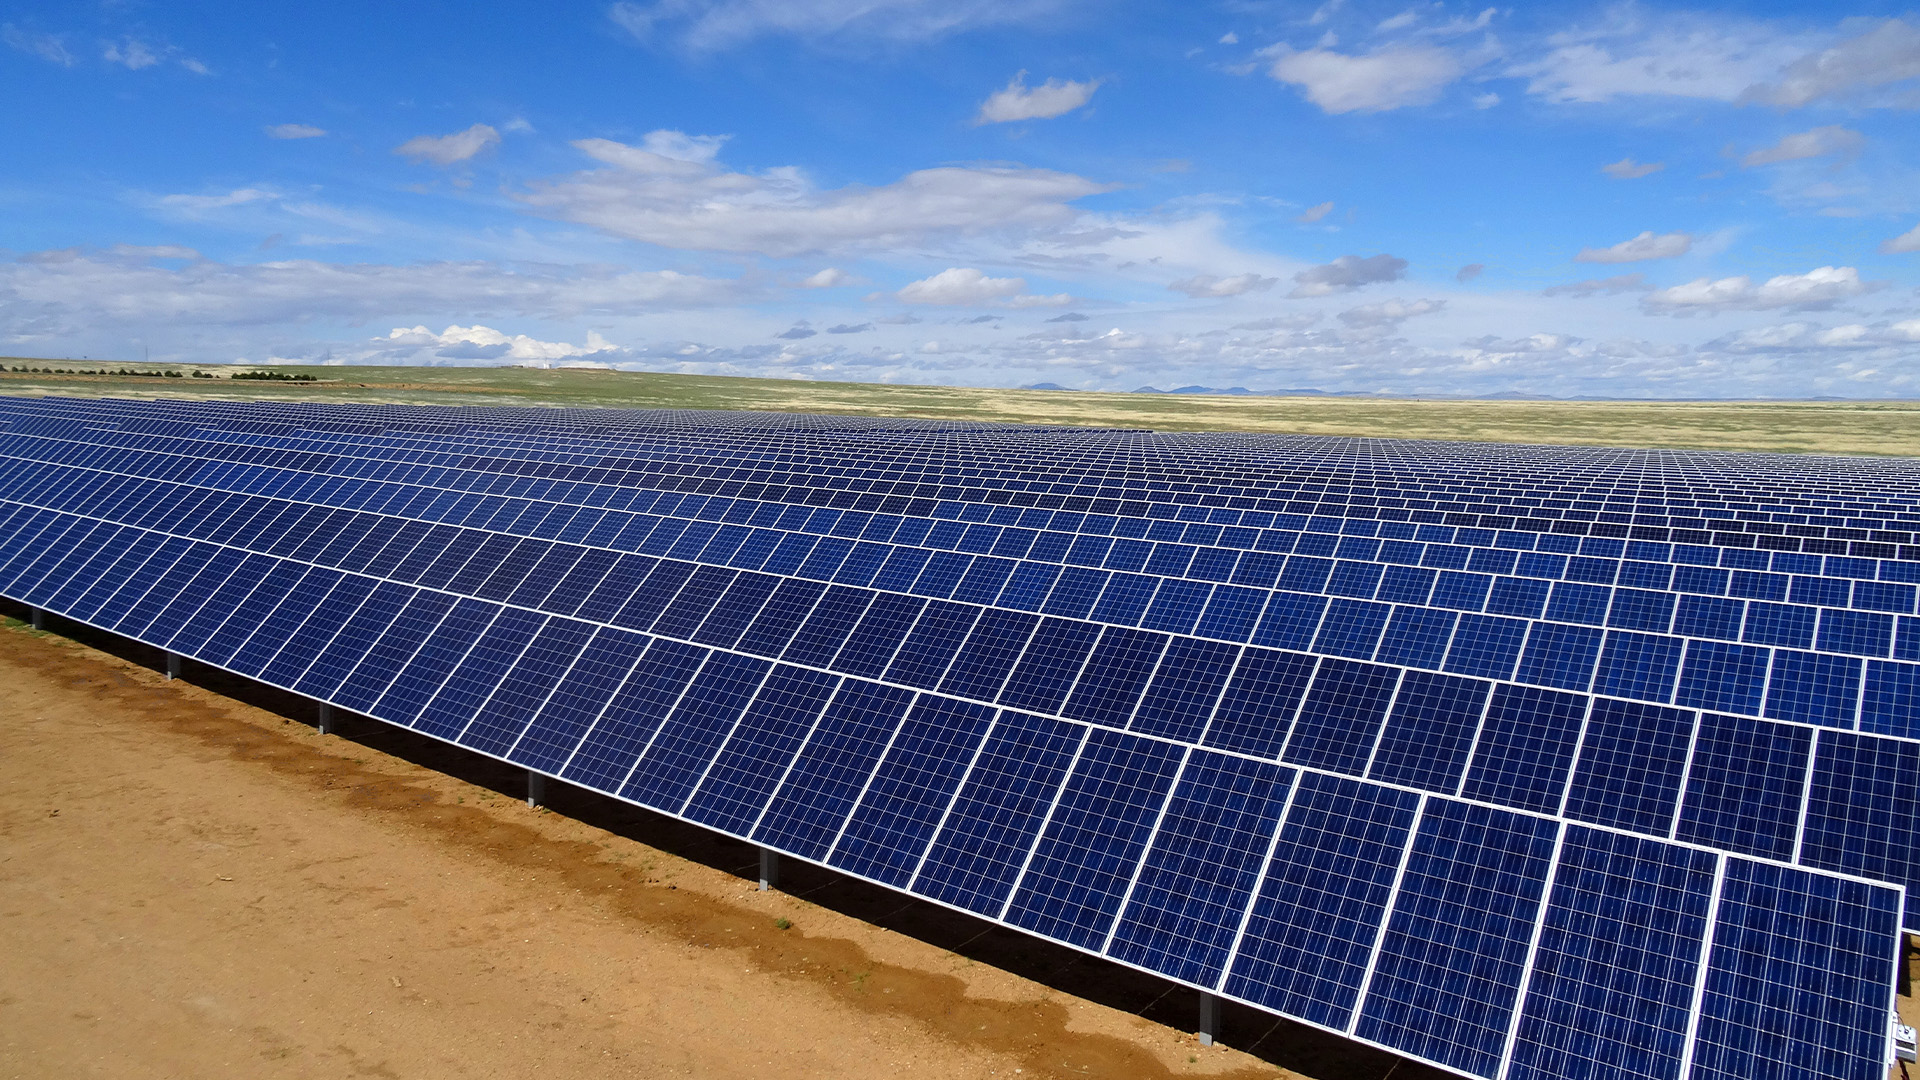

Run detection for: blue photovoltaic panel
[[1004, 728, 1186, 949], [0, 394, 1911, 1080], [1459, 684, 1589, 815], [753, 679, 917, 859], [1690, 859, 1899, 1080], [1354, 798, 1558, 1079], [1223, 773, 1419, 1030], [682, 664, 840, 833], [1367, 669, 1489, 793], [1105, 751, 1294, 986], [1799, 729, 1920, 928], [912, 710, 1084, 916], [1505, 827, 1716, 1080], [828, 695, 997, 886], [1674, 711, 1811, 862], [1560, 699, 1695, 836]]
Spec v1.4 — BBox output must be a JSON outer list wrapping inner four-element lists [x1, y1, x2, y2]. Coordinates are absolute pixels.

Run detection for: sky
[[2, 1, 1919, 398]]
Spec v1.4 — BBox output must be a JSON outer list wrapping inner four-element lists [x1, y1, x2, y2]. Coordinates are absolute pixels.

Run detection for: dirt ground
[[0, 616, 1446, 1080]]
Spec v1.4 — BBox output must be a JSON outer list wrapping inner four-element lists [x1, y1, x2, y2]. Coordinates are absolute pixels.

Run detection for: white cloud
[[1884, 223, 1920, 254], [109, 244, 200, 260], [1741, 19, 1920, 107], [154, 188, 278, 214], [1575, 231, 1693, 264], [1740, 126, 1865, 167], [975, 71, 1101, 124], [1542, 272, 1651, 297], [1296, 201, 1334, 223], [1219, 31, 1239, 45], [1601, 157, 1663, 179], [1513, 11, 1804, 104], [1471, 92, 1500, 108], [265, 123, 327, 140], [608, 0, 1067, 50], [3, 24, 73, 65], [102, 38, 158, 69], [395, 124, 501, 166], [775, 322, 817, 340], [1644, 266, 1874, 314], [1338, 298, 1445, 328], [895, 267, 1027, 305], [0, 247, 744, 345], [385, 324, 618, 365], [799, 267, 854, 287], [518, 133, 1112, 256], [1289, 254, 1407, 297], [1265, 44, 1463, 113], [1701, 319, 1920, 354], [1167, 273, 1277, 298]]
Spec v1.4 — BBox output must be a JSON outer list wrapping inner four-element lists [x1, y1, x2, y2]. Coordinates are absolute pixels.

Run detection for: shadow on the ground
[[10, 600, 1443, 1080]]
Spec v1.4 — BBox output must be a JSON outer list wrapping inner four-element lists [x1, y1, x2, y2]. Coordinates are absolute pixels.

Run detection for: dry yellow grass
[[4, 359, 1917, 457]]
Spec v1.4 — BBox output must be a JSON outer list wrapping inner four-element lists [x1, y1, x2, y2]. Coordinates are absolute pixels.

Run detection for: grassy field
[[4, 358, 1918, 457]]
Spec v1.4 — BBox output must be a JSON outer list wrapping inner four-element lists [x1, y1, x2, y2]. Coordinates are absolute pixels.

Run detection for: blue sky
[[3, 1, 1918, 397]]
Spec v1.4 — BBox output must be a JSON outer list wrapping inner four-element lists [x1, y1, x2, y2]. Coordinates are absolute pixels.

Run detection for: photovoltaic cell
[[1354, 799, 1558, 1079], [1223, 773, 1418, 1030]]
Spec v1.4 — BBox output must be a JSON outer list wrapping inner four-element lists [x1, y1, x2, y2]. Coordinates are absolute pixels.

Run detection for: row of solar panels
[[6, 424, 1920, 772], [5, 446, 1920, 929], [10, 396, 1920, 536], [0, 494, 1899, 1080], [8, 418, 1920, 697]]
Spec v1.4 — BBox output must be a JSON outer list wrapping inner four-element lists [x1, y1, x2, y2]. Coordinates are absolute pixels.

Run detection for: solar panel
[[0, 393, 1910, 1080]]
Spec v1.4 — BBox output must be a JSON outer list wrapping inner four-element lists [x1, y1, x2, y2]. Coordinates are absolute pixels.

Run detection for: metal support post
[[526, 770, 546, 808], [29, 607, 43, 630], [165, 653, 181, 680], [1198, 992, 1219, 1047], [759, 848, 781, 892], [317, 702, 333, 735]]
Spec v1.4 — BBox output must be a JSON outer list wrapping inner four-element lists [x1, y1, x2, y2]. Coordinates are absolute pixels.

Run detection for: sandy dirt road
[[0, 616, 1443, 1080]]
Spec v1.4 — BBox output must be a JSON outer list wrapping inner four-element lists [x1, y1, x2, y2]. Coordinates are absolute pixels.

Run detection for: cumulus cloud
[[1741, 125, 1865, 167], [385, 324, 618, 365], [518, 132, 1112, 256], [799, 267, 854, 287], [1296, 201, 1334, 223], [975, 71, 1101, 124], [1265, 45, 1463, 113], [609, 0, 1067, 50], [1289, 254, 1407, 297], [1575, 231, 1693, 264], [1644, 266, 1874, 314], [1338, 298, 1445, 328], [1047, 312, 1088, 322], [3, 24, 73, 65], [1167, 273, 1277, 298], [775, 323, 817, 339], [265, 123, 327, 140], [1883, 223, 1920, 254], [395, 123, 501, 166], [1741, 18, 1920, 107], [826, 322, 872, 334], [1701, 319, 1920, 354], [895, 267, 1027, 305], [0, 248, 744, 347], [1602, 157, 1664, 179], [1542, 272, 1652, 297], [1456, 264, 1484, 283]]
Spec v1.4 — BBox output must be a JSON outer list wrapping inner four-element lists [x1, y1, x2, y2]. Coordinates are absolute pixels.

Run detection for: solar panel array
[[0, 393, 1907, 1080]]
